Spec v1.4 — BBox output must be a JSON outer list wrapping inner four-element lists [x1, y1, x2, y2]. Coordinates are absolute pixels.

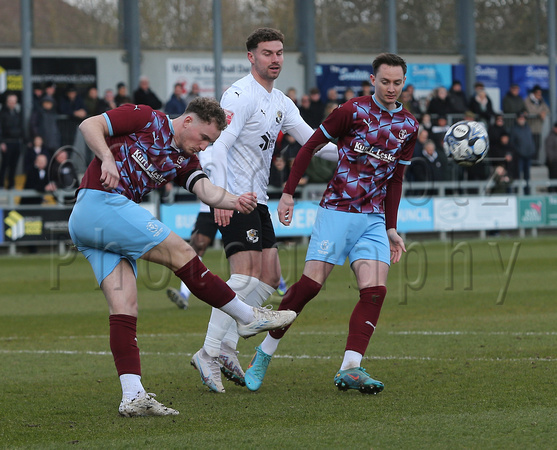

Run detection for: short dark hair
[[246, 28, 284, 52], [185, 97, 227, 131], [372, 53, 407, 76]]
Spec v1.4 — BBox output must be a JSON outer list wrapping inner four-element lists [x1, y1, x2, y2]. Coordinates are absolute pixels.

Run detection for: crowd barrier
[[2, 178, 557, 255]]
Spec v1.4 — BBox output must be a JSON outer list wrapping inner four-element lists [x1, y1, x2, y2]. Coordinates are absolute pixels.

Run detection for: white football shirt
[[216, 73, 305, 205]]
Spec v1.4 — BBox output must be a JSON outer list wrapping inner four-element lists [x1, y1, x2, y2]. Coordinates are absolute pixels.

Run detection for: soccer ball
[[443, 120, 489, 166]]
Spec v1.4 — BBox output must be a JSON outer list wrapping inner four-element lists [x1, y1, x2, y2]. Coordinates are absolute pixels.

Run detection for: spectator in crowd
[[114, 82, 132, 106], [306, 87, 326, 129], [502, 84, 526, 116], [343, 87, 356, 102], [44, 81, 57, 107], [285, 87, 298, 105], [83, 86, 103, 117], [544, 122, 557, 191], [488, 163, 513, 195], [49, 147, 79, 205], [524, 84, 550, 157], [299, 94, 312, 125], [30, 96, 61, 154], [488, 114, 508, 147], [184, 82, 200, 107], [0, 93, 24, 189], [490, 132, 515, 176], [280, 132, 302, 164], [462, 110, 477, 122], [269, 154, 290, 190], [133, 75, 162, 110], [430, 115, 450, 150], [509, 112, 536, 195], [99, 89, 117, 112], [400, 89, 420, 117], [326, 87, 340, 104], [413, 127, 429, 158], [58, 84, 87, 146], [447, 80, 468, 114], [359, 80, 372, 96], [427, 86, 451, 117], [419, 112, 433, 135], [468, 82, 495, 126], [32, 83, 44, 111], [24, 135, 51, 174], [165, 82, 187, 117], [407, 139, 448, 192], [404, 84, 422, 117], [21, 153, 56, 204]]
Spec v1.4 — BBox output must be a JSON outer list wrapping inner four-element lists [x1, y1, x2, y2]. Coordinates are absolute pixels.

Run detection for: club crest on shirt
[[275, 110, 283, 124], [353, 142, 395, 163], [246, 229, 259, 244]]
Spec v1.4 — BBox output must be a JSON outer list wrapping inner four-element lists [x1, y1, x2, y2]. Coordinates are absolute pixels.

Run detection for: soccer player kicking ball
[[69, 97, 296, 416], [244, 53, 418, 394]]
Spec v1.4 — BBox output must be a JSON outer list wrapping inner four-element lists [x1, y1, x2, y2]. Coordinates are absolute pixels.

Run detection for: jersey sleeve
[[318, 99, 356, 142], [174, 154, 208, 192], [280, 95, 306, 132], [102, 104, 154, 137], [384, 122, 418, 229]]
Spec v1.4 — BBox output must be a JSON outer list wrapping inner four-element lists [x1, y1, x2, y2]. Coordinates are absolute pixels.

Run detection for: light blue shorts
[[69, 189, 172, 285], [305, 207, 390, 266]]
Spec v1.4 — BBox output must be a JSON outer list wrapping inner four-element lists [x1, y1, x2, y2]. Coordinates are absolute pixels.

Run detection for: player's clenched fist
[[235, 192, 257, 214]]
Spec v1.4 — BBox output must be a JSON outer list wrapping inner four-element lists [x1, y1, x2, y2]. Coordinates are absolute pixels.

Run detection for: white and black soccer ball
[[443, 120, 489, 166]]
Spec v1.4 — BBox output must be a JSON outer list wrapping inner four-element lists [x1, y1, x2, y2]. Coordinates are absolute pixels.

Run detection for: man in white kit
[[190, 27, 337, 393]]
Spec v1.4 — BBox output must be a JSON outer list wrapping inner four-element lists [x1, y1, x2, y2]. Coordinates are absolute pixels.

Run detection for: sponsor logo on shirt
[[175, 155, 186, 167], [146, 221, 165, 237], [318, 240, 330, 256], [353, 142, 395, 163], [131, 149, 167, 184], [224, 109, 234, 125]]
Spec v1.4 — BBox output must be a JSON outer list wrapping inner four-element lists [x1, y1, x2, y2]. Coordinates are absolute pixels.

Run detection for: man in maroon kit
[[244, 53, 418, 395], [69, 97, 296, 416]]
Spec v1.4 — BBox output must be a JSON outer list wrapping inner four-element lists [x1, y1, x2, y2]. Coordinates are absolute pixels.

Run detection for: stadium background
[[2, 0, 557, 252]]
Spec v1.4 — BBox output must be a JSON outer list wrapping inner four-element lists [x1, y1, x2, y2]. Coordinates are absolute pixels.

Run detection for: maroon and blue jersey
[[79, 104, 205, 203], [286, 95, 417, 215]]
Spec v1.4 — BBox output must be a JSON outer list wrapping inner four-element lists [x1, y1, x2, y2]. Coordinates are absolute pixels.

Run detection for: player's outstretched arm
[[278, 193, 295, 226], [79, 115, 120, 190], [387, 228, 406, 263], [192, 177, 257, 215]]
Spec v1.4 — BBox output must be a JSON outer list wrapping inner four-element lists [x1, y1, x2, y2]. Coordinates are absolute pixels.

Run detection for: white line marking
[[1, 330, 556, 341], [0, 349, 554, 363]]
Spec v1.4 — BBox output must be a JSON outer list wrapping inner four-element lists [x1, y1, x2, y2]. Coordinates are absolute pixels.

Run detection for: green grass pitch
[[0, 236, 555, 449]]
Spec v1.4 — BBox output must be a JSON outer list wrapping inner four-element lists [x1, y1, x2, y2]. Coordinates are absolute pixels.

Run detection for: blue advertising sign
[[396, 198, 434, 233], [512, 65, 549, 91], [316, 63, 373, 100], [160, 203, 221, 240], [269, 200, 319, 237], [405, 64, 452, 90]]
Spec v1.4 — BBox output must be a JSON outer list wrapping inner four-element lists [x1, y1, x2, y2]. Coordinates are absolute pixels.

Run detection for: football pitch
[[1, 236, 555, 449]]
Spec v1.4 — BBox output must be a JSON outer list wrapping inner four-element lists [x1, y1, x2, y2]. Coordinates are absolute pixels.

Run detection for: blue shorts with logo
[[68, 189, 171, 285], [305, 206, 390, 266]]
